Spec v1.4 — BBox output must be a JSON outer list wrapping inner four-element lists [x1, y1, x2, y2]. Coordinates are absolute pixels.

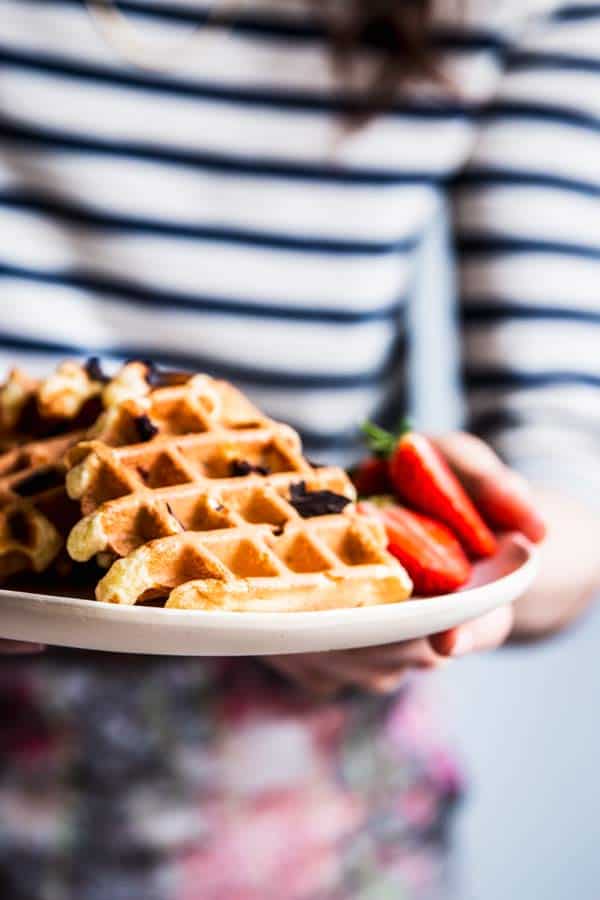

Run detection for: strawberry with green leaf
[[362, 421, 497, 559]]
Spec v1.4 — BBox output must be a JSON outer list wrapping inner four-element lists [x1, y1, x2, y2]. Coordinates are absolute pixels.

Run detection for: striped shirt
[[2, 7, 600, 897], [1, 0, 600, 476]]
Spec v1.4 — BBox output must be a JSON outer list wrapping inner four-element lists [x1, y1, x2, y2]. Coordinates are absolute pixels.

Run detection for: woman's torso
[[0, 0, 545, 456], [0, 2, 562, 897]]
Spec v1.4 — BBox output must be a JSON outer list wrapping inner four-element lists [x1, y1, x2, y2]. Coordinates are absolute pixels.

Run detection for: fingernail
[[525, 513, 548, 543], [430, 630, 459, 657], [451, 630, 473, 657]]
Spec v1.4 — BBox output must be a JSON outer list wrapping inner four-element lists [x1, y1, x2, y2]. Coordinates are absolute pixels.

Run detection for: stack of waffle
[[0, 361, 412, 611]]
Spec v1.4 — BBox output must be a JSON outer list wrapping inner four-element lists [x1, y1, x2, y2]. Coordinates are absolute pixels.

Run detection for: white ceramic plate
[[0, 534, 536, 656]]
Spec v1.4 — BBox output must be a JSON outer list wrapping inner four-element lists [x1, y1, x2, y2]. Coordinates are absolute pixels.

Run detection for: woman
[[1, 1, 599, 897]]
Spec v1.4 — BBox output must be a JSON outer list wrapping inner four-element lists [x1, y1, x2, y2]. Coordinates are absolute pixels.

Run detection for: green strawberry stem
[[361, 419, 412, 458]]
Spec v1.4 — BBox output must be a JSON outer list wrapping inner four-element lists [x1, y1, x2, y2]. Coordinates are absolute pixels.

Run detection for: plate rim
[[0, 533, 538, 632]]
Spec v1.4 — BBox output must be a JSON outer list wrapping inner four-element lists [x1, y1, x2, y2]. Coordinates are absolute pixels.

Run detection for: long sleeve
[[453, 6, 600, 495]]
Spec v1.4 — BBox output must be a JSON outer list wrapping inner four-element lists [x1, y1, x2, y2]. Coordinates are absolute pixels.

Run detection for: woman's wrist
[[509, 487, 600, 642]]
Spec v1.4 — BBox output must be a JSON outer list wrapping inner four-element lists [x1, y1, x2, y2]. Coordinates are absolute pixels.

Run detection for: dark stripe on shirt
[[457, 235, 600, 261], [464, 370, 600, 390], [0, 261, 407, 324], [452, 167, 600, 198], [0, 330, 405, 389], [468, 407, 600, 442], [286, 426, 363, 451], [18, 0, 509, 53], [0, 115, 440, 186], [467, 408, 525, 438], [507, 50, 600, 75], [462, 302, 600, 325], [482, 101, 600, 134], [0, 44, 480, 118], [551, 5, 600, 22], [0, 190, 418, 256]]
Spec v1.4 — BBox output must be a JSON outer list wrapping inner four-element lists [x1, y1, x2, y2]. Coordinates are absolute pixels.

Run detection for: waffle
[[0, 431, 87, 576], [64, 415, 411, 610], [0, 432, 82, 484], [0, 365, 265, 578], [0, 357, 180, 446], [0, 368, 38, 444], [66, 423, 313, 560], [95, 493, 412, 611], [85, 370, 265, 451], [0, 361, 108, 446], [0, 358, 114, 576], [0, 359, 412, 612]]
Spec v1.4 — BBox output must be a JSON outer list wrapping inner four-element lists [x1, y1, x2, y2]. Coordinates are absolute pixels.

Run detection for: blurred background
[[414, 210, 600, 900]]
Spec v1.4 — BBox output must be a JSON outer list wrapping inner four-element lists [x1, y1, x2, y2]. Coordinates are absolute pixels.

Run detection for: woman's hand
[[435, 433, 600, 640], [267, 603, 514, 696], [266, 432, 580, 697]]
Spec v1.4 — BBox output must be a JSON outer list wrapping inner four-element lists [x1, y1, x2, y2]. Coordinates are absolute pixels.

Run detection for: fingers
[[266, 639, 447, 697], [0, 639, 45, 655], [433, 432, 547, 542], [300, 653, 410, 695], [428, 627, 459, 657], [430, 604, 515, 658], [265, 655, 341, 698], [326, 639, 443, 669], [474, 474, 547, 544], [267, 604, 514, 699]]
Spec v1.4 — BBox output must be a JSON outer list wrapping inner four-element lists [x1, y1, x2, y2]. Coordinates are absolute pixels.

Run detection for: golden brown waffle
[[0, 360, 147, 577], [0, 361, 109, 445], [0, 487, 79, 578], [95, 508, 412, 611], [0, 360, 412, 612], [66, 423, 314, 559], [0, 357, 178, 446], [0, 366, 266, 579], [64, 416, 411, 610], [85, 371, 265, 449], [0, 368, 38, 443], [0, 432, 83, 484], [0, 432, 87, 577], [0, 358, 111, 577]]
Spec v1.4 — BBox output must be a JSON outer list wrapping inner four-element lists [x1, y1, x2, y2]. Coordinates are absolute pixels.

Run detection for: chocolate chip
[[143, 363, 191, 389], [133, 415, 159, 442], [84, 357, 110, 383], [12, 467, 64, 497], [8, 510, 31, 543], [272, 524, 285, 536], [230, 460, 269, 477], [288, 481, 351, 518], [165, 502, 184, 531]]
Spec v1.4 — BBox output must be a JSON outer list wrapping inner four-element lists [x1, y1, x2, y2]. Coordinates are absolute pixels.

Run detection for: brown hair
[[318, 1, 440, 115]]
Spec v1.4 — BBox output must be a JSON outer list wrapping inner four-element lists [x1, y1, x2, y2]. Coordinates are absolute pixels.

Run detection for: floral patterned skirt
[[0, 651, 463, 900]]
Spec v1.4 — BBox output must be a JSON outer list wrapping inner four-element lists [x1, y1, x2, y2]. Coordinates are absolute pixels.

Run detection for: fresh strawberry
[[359, 501, 471, 596], [351, 456, 392, 497], [362, 422, 497, 558]]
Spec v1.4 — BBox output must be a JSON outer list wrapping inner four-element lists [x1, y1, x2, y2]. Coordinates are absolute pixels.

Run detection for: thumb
[[433, 433, 547, 543], [430, 605, 515, 657]]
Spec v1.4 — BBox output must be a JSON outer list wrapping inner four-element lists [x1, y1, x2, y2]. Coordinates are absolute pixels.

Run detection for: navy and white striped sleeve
[[453, 4, 600, 494]]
